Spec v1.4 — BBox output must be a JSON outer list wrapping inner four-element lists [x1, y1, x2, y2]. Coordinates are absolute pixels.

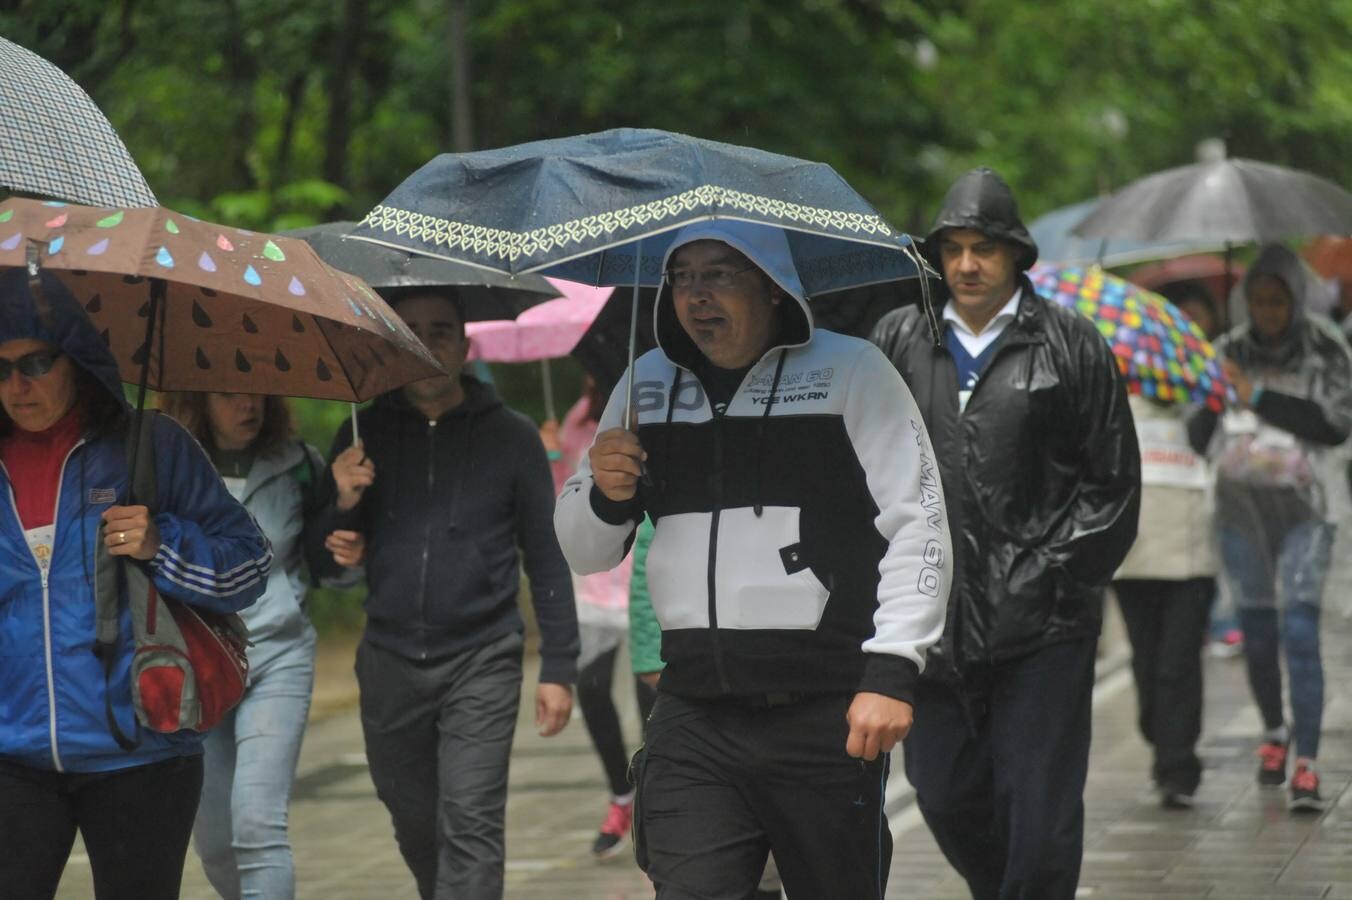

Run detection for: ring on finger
[[119, 531, 127, 544]]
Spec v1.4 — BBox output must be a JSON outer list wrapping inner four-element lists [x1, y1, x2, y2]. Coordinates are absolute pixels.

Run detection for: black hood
[[924, 167, 1039, 272]]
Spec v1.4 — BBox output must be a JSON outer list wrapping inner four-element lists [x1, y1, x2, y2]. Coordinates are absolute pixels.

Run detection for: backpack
[[93, 411, 251, 749]]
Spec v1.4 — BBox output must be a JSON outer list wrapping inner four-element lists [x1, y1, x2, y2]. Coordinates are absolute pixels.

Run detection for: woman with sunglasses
[[159, 389, 350, 899], [0, 269, 270, 899]]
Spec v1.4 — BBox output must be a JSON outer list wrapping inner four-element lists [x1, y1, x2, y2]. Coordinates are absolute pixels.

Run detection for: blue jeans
[[193, 627, 316, 899], [1219, 521, 1332, 759]]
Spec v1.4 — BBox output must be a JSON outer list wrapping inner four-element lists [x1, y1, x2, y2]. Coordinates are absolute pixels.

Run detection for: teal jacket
[[627, 517, 663, 675]]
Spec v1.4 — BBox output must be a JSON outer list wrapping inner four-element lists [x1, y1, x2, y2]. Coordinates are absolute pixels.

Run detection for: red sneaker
[[1289, 764, 1325, 813], [1258, 740, 1288, 786], [591, 799, 634, 858]]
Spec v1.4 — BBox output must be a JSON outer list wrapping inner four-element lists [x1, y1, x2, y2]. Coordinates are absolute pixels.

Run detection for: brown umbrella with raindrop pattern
[[0, 196, 444, 400]]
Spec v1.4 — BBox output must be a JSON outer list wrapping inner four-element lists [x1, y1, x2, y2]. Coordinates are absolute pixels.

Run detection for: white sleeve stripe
[[156, 565, 267, 599], [156, 549, 273, 592], [159, 543, 269, 579]]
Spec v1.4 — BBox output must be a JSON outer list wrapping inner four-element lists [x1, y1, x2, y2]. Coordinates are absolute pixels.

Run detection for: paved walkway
[[55, 605, 1352, 898]]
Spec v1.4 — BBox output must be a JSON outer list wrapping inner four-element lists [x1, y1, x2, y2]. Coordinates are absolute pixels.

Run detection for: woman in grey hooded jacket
[[1189, 243, 1352, 812], [161, 391, 344, 899]]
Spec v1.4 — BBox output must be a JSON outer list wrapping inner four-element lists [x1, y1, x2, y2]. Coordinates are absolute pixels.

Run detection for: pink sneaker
[[592, 799, 634, 858]]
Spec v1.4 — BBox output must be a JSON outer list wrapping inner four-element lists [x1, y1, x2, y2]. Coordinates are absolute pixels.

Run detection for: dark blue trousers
[[903, 638, 1096, 900]]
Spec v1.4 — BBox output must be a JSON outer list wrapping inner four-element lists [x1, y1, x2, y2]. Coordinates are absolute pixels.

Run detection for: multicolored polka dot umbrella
[[1030, 263, 1230, 412], [0, 197, 443, 401]]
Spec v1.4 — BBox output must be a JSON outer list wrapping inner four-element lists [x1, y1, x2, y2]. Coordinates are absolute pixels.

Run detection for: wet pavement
[[54, 604, 1352, 899]]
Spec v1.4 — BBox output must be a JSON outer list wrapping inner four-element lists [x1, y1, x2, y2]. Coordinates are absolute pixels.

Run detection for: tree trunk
[[323, 0, 367, 195], [448, 0, 475, 152]]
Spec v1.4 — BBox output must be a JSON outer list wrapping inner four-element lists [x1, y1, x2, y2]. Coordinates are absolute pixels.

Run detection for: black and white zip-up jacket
[[555, 230, 951, 704]]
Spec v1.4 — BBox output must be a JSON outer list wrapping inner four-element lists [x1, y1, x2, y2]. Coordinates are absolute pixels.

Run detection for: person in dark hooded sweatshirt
[[318, 288, 579, 900], [0, 269, 270, 899], [556, 219, 952, 899], [870, 168, 1140, 900], [1187, 243, 1352, 813]]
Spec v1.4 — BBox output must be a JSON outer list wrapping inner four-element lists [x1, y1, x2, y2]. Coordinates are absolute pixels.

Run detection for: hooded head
[[655, 220, 811, 369], [1241, 244, 1316, 348], [0, 267, 126, 436], [924, 167, 1038, 272]]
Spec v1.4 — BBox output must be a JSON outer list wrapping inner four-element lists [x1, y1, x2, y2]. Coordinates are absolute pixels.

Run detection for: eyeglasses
[[664, 265, 759, 292], [0, 349, 64, 382]]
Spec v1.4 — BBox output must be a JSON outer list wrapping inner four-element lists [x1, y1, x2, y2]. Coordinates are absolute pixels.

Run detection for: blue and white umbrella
[[352, 128, 931, 297], [352, 128, 937, 424]]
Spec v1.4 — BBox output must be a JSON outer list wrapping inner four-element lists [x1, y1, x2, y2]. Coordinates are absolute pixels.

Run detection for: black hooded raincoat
[[870, 169, 1141, 679]]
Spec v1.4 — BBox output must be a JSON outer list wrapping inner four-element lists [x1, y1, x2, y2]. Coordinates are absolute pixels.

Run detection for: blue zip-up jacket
[[0, 269, 270, 773]]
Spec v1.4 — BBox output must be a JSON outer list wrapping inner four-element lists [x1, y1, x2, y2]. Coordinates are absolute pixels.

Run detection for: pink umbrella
[[467, 277, 614, 362], [466, 277, 615, 420]]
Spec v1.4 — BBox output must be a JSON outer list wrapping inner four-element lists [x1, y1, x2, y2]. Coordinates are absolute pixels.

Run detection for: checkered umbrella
[[0, 37, 157, 209]]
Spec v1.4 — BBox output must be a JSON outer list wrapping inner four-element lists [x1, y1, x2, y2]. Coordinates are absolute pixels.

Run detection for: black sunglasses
[[0, 349, 64, 382]]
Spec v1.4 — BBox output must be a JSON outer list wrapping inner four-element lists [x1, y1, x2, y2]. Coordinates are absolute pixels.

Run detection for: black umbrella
[[284, 221, 559, 322], [1072, 158, 1352, 244], [1073, 157, 1352, 329], [0, 37, 157, 209]]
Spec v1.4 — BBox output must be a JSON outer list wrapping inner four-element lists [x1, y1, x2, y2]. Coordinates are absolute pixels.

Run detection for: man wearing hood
[[556, 220, 951, 898], [870, 168, 1140, 899], [1187, 243, 1352, 813], [319, 289, 579, 900]]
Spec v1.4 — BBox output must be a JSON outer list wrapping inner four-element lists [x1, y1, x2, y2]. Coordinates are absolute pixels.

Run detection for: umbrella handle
[[350, 403, 360, 448], [126, 279, 166, 506], [623, 242, 643, 432], [540, 359, 557, 423]]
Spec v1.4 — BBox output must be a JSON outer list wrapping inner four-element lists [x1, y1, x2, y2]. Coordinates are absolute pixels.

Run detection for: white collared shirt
[[943, 288, 1022, 358]]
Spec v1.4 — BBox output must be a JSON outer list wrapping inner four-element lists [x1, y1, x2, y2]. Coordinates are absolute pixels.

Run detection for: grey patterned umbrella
[[0, 37, 158, 209]]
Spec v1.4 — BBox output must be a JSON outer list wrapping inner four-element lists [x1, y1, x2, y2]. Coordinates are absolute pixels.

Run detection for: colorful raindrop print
[[217, 235, 235, 252], [288, 276, 305, 296], [165, 220, 180, 235], [346, 297, 364, 317], [96, 211, 124, 228], [235, 350, 252, 373], [198, 252, 217, 273], [48, 237, 64, 254], [244, 265, 261, 286], [0, 210, 13, 223], [275, 349, 292, 372], [44, 213, 67, 229], [0, 233, 19, 251], [156, 246, 175, 268], [262, 241, 285, 262], [87, 238, 110, 256]]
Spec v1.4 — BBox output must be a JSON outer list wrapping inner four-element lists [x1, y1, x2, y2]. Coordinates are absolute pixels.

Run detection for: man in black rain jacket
[[870, 168, 1140, 899]]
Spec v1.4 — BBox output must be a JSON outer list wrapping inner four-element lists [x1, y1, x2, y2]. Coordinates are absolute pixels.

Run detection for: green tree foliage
[[7, 0, 1352, 630]]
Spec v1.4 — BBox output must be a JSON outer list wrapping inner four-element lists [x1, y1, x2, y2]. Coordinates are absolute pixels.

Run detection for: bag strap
[[94, 410, 159, 751]]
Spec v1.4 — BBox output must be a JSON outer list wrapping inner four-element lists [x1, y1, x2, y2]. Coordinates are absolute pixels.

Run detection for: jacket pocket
[[646, 512, 715, 629], [715, 505, 830, 630]]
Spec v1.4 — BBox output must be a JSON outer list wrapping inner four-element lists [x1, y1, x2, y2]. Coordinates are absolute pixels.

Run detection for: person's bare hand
[[536, 683, 573, 737], [332, 444, 375, 511], [589, 428, 646, 502], [1222, 358, 1255, 406], [845, 692, 913, 761], [324, 530, 366, 568], [102, 505, 161, 561]]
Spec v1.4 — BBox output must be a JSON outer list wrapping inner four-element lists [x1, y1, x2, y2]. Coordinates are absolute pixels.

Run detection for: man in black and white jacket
[[555, 219, 951, 899]]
